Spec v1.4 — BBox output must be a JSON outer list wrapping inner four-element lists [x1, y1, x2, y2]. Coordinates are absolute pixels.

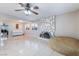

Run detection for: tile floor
[[0, 34, 63, 56]]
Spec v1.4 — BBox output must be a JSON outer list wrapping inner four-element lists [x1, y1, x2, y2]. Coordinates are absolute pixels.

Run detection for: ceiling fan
[[15, 3, 39, 15]]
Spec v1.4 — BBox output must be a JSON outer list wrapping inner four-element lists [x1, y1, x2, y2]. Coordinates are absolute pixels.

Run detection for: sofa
[[12, 30, 24, 36]]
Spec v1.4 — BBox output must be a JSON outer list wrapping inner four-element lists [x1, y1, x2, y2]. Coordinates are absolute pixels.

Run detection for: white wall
[[55, 12, 77, 38], [74, 11, 79, 39], [26, 11, 79, 38], [0, 11, 79, 39]]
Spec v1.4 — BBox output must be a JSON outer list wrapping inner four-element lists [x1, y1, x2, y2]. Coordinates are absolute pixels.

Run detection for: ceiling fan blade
[[15, 9, 24, 11], [33, 6, 39, 9], [30, 10, 38, 15], [19, 3, 24, 7]]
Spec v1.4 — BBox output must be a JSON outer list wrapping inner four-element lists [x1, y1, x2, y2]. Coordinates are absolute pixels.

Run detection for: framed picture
[[16, 24, 19, 29]]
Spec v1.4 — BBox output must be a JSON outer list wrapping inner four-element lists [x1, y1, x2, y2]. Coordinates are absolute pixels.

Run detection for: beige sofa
[[12, 30, 24, 36], [49, 36, 79, 56]]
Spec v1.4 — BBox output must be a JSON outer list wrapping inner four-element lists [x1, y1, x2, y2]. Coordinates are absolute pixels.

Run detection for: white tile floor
[[0, 36, 63, 56]]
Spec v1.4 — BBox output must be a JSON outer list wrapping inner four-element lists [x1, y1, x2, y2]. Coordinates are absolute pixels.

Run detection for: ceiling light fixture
[[24, 10, 31, 15]]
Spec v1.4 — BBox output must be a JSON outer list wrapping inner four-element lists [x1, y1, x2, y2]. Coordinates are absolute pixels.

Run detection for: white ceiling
[[0, 3, 79, 21]]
